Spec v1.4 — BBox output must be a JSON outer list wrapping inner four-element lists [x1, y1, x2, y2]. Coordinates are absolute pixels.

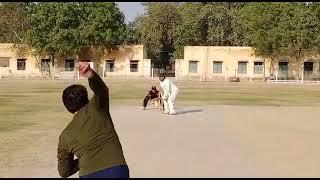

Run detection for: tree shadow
[[176, 109, 203, 115]]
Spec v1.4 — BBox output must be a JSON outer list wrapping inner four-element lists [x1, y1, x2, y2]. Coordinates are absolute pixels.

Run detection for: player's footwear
[[169, 112, 176, 115]]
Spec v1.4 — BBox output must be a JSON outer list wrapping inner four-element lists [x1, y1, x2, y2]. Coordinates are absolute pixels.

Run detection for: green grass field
[[1, 79, 320, 177], [1, 79, 320, 133], [0, 80, 320, 132]]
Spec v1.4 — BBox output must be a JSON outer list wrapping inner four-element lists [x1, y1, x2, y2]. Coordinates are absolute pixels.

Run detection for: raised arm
[[78, 62, 109, 111], [88, 71, 109, 110]]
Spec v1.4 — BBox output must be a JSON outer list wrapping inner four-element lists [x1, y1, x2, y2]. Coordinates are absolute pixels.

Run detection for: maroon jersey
[[148, 90, 159, 99]]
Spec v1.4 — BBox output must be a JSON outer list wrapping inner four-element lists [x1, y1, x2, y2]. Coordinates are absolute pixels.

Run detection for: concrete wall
[[102, 45, 150, 78], [0, 43, 43, 77], [273, 56, 320, 80], [176, 46, 320, 81], [3, 43, 320, 81], [0, 43, 151, 78]]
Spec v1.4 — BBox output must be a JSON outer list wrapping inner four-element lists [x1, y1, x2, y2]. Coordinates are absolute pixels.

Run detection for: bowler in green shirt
[[58, 62, 129, 178]]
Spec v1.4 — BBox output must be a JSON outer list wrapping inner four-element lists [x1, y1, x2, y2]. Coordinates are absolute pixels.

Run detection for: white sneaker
[[169, 111, 176, 115]]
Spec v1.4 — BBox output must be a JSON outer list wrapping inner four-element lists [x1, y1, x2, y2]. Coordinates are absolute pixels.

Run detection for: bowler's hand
[[78, 61, 94, 79]]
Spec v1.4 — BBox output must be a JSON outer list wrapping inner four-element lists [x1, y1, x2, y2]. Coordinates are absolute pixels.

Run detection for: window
[[304, 62, 313, 72], [0, 57, 10, 67], [213, 61, 223, 73], [238, 61, 247, 74], [41, 59, 50, 71], [254, 62, 264, 74], [189, 61, 198, 73], [17, 59, 26, 70], [105, 60, 115, 72], [130, 60, 139, 72], [278, 62, 288, 74], [304, 62, 313, 78], [65, 59, 75, 71]]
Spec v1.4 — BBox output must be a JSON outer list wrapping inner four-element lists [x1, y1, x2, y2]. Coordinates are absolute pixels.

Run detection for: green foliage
[[124, 16, 142, 45], [26, 3, 77, 56], [138, 2, 181, 59], [2, 1, 320, 77], [278, 3, 318, 58], [26, 2, 127, 59], [206, 3, 246, 46], [237, 3, 284, 59], [173, 3, 207, 58], [136, 2, 251, 58], [0, 2, 30, 43], [237, 2, 320, 76], [77, 2, 127, 47]]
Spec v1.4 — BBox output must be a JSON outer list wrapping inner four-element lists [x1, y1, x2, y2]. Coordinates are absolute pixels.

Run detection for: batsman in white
[[159, 71, 179, 115]]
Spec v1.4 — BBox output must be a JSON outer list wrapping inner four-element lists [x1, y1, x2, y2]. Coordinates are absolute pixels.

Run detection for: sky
[[117, 2, 145, 24]]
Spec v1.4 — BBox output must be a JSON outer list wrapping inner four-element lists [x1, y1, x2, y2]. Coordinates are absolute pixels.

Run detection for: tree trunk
[[50, 53, 55, 79], [296, 58, 302, 80], [295, 49, 302, 80], [269, 57, 275, 76]]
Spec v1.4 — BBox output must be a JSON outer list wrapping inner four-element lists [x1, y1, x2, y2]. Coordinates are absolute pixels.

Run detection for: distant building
[[0, 43, 151, 79], [175, 46, 320, 81], [2, 43, 320, 81]]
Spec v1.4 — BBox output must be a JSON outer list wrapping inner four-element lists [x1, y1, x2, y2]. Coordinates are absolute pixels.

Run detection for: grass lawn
[[1, 79, 320, 133], [1, 79, 320, 177]]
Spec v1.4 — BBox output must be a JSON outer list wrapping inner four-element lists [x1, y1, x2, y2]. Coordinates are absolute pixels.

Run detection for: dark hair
[[62, 85, 89, 114], [151, 86, 156, 90]]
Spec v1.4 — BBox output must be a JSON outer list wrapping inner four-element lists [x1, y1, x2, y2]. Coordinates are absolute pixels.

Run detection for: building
[[103, 45, 151, 79], [0, 43, 39, 78], [0, 43, 151, 79], [2, 43, 320, 81], [175, 46, 320, 81]]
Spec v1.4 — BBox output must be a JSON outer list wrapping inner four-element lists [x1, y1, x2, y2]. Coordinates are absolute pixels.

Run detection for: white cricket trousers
[[163, 89, 179, 114]]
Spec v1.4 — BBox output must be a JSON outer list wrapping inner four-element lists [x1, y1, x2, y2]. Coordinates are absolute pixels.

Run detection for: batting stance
[[159, 72, 179, 115]]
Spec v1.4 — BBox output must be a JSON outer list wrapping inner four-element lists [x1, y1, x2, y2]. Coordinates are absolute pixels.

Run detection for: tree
[[173, 2, 247, 58], [310, 2, 320, 53], [204, 2, 249, 47], [138, 2, 181, 62], [0, 2, 30, 43], [26, 2, 76, 76], [279, 3, 319, 78], [237, 2, 286, 75], [237, 2, 320, 79], [124, 16, 142, 45], [26, 2, 127, 77], [174, 3, 208, 58], [206, 3, 236, 46], [76, 2, 127, 59]]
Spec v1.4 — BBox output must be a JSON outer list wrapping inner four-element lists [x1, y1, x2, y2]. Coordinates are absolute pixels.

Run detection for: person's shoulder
[[59, 125, 77, 149], [59, 114, 79, 142], [86, 95, 109, 115]]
